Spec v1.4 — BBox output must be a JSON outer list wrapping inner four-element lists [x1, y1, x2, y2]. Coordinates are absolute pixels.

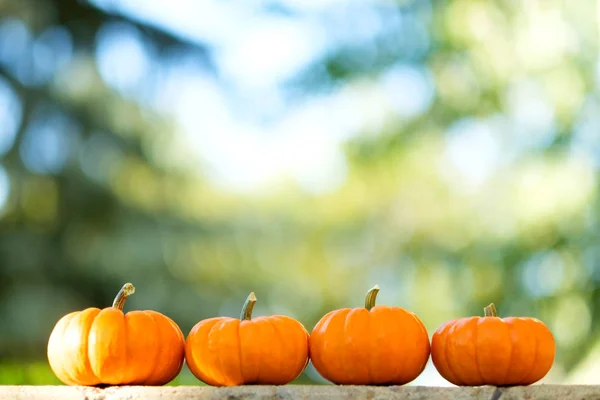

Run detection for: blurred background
[[0, 0, 599, 386]]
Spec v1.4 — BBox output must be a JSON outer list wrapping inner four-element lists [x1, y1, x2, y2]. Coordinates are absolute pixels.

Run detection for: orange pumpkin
[[310, 285, 430, 385], [431, 303, 555, 386], [185, 292, 309, 386], [47, 283, 185, 386]]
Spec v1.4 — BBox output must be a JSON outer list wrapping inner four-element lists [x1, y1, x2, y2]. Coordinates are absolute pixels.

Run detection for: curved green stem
[[484, 303, 498, 317], [240, 292, 257, 321], [365, 284, 380, 311], [112, 283, 135, 310]]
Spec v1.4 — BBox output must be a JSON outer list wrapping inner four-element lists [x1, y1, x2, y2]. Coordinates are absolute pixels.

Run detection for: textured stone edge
[[1, 385, 599, 400]]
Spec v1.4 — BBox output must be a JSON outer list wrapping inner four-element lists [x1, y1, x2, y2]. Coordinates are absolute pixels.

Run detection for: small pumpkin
[[47, 283, 185, 386], [185, 292, 310, 386], [431, 303, 555, 386], [310, 285, 430, 385]]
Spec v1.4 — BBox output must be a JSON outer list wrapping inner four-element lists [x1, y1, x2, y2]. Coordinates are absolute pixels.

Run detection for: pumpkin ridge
[[238, 320, 259, 384], [122, 311, 129, 385], [139, 311, 162, 385], [443, 322, 462, 385], [519, 325, 539, 385], [409, 310, 429, 380], [321, 308, 351, 384], [235, 319, 245, 384], [254, 319, 267, 384], [300, 319, 310, 373], [66, 312, 86, 385], [213, 319, 233, 385], [267, 317, 287, 383], [81, 309, 102, 385], [86, 312, 101, 381], [502, 320, 515, 385], [304, 324, 310, 371], [342, 309, 359, 384], [71, 311, 98, 385], [162, 314, 186, 384], [431, 321, 455, 385], [392, 309, 409, 384], [285, 319, 310, 379], [207, 320, 224, 385], [87, 308, 123, 383], [187, 318, 223, 386], [279, 316, 307, 382], [365, 309, 373, 384], [54, 312, 81, 385], [310, 310, 337, 381], [217, 319, 244, 385], [473, 318, 485, 385]]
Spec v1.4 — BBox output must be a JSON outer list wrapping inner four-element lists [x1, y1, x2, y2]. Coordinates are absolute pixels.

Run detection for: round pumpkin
[[310, 285, 430, 385], [47, 283, 185, 386], [431, 303, 555, 386], [185, 292, 310, 386]]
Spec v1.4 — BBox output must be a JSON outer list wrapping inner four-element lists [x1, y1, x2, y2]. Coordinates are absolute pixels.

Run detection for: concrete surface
[[1, 385, 598, 400]]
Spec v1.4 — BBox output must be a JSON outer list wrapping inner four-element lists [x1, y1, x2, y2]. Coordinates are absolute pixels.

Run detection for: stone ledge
[[1, 385, 597, 400]]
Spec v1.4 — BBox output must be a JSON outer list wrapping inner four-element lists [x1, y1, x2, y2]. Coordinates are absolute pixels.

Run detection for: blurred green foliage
[[0, 0, 599, 386]]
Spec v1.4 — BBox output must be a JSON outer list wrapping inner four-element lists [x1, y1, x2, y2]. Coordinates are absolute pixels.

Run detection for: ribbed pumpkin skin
[[185, 315, 309, 386], [47, 307, 185, 386], [431, 316, 555, 386], [310, 306, 430, 385]]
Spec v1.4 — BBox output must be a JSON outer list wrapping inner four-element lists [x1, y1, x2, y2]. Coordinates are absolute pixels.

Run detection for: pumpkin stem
[[240, 292, 257, 321], [112, 283, 136, 310], [365, 284, 380, 311], [484, 303, 498, 317]]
